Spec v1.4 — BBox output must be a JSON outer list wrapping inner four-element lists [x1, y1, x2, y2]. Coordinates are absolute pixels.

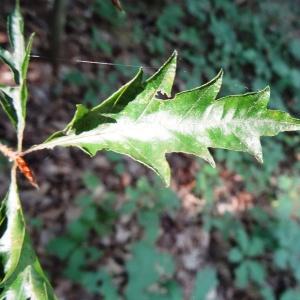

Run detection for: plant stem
[[22, 144, 48, 155], [0, 142, 17, 160]]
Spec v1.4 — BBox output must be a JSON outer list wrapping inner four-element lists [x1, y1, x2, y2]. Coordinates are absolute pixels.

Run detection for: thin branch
[[0, 142, 17, 161], [0, 142, 38, 189], [22, 144, 46, 155]]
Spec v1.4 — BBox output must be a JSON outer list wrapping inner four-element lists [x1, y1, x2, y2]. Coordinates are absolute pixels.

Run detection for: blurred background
[[1, 0, 300, 299]]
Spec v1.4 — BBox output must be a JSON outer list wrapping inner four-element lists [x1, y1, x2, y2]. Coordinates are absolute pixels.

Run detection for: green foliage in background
[[48, 173, 222, 300], [47, 173, 117, 295], [122, 178, 182, 300], [47, 170, 300, 299], [0, 1, 300, 300], [204, 169, 300, 300], [65, 0, 300, 195]]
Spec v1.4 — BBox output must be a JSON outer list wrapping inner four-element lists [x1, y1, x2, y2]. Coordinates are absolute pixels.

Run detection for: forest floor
[[1, 1, 300, 300]]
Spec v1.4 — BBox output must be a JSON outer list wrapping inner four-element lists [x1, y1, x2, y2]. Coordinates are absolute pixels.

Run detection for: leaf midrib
[[26, 111, 300, 153]]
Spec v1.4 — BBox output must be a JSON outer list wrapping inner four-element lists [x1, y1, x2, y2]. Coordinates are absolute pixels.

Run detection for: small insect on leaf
[[15, 156, 39, 189]]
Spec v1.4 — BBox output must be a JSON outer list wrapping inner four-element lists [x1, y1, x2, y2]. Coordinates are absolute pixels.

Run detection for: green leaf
[[273, 249, 288, 269], [247, 237, 265, 257], [248, 260, 266, 285], [0, 171, 26, 285], [289, 39, 300, 61], [29, 52, 300, 185], [235, 228, 249, 254], [7, 5, 25, 84], [260, 286, 275, 300], [235, 262, 249, 288], [280, 289, 300, 300], [98, 271, 120, 299], [228, 248, 243, 263], [0, 5, 33, 147], [125, 240, 177, 300], [47, 236, 78, 260], [191, 267, 218, 300], [0, 170, 57, 299], [0, 87, 18, 127], [0, 48, 15, 79]]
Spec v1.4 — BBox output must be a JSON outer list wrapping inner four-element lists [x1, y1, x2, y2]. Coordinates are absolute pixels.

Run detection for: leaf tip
[[209, 159, 216, 168], [204, 69, 223, 99], [168, 50, 178, 69], [263, 85, 270, 96], [159, 168, 171, 188], [257, 86, 271, 107], [163, 179, 171, 188], [216, 69, 223, 81], [149, 156, 171, 187], [137, 67, 144, 77], [214, 69, 224, 95], [203, 149, 216, 168], [256, 154, 264, 164], [13, 0, 22, 18], [16, 0, 20, 10], [146, 50, 177, 97]]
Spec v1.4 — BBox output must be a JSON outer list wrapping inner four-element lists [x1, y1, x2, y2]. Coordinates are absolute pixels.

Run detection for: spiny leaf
[[0, 5, 33, 146], [28, 51, 300, 185], [0, 170, 57, 300]]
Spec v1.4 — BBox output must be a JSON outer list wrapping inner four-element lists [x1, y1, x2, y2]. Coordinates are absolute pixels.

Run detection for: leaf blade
[[0, 6, 33, 147], [0, 169, 57, 300], [0, 169, 26, 285], [28, 53, 300, 185], [0, 88, 18, 127]]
